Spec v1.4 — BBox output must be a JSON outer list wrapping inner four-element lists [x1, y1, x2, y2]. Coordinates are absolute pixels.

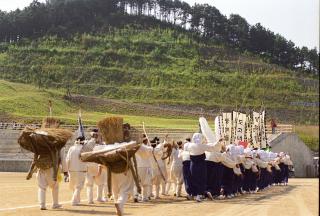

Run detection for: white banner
[[235, 113, 246, 144], [260, 110, 267, 148], [222, 113, 232, 145], [252, 111, 261, 148], [214, 115, 223, 141], [232, 111, 238, 143], [246, 114, 252, 146]]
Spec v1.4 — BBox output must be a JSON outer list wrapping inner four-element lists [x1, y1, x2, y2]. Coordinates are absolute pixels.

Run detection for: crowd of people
[[34, 127, 293, 216]]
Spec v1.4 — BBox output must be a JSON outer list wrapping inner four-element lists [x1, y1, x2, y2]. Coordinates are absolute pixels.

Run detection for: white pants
[[168, 165, 183, 196], [134, 167, 152, 200], [152, 165, 167, 198], [36, 168, 59, 208], [69, 171, 86, 204], [112, 171, 134, 215], [86, 169, 107, 202]]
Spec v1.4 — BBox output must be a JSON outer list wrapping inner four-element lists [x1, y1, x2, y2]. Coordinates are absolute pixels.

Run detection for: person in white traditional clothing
[[241, 148, 256, 193], [178, 138, 192, 200], [134, 137, 163, 202], [151, 138, 167, 199], [205, 146, 225, 199], [221, 145, 237, 199], [107, 139, 161, 216], [84, 129, 108, 204], [36, 147, 68, 210], [66, 136, 87, 206], [184, 133, 223, 202], [282, 153, 293, 185], [166, 141, 184, 197], [255, 150, 269, 191]]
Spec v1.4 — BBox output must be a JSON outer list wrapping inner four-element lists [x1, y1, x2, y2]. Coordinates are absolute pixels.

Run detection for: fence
[[0, 122, 293, 133]]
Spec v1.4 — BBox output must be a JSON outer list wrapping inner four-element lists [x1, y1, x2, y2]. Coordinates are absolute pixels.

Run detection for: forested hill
[[0, 0, 319, 124]]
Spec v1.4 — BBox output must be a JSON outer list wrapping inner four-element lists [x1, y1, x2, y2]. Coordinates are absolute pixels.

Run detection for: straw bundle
[[97, 117, 124, 144], [18, 127, 73, 154], [81, 142, 141, 173], [41, 117, 61, 128]]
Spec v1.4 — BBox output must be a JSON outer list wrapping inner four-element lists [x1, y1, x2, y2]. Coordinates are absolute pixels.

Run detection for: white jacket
[[135, 144, 156, 168], [184, 140, 222, 156], [254, 157, 268, 168], [66, 143, 87, 172], [205, 151, 224, 163], [221, 153, 237, 169], [178, 149, 190, 161]]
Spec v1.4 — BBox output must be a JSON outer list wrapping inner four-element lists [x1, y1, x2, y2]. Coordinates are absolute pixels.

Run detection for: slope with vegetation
[[0, 28, 318, 124], [0, 0, 318, 126]]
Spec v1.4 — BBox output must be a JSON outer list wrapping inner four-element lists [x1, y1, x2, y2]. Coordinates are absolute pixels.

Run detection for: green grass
[[295, 125, 319, 152], [0, 80, 200, 129], [0, 27, 318, 124]]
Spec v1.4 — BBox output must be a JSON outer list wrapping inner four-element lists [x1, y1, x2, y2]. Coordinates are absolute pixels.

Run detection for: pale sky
[[0, 0, 319, 49]]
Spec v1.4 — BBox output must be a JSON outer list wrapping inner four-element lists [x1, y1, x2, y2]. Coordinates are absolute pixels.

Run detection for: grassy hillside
[[0, 28, 318, 124], [0, 80, 199, 129]]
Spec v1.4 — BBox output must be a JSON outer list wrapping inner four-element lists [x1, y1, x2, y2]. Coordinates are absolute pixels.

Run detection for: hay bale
[[98, 117, 124, 144], [18, 127, 73, 154], [41, 117, 61, 128]]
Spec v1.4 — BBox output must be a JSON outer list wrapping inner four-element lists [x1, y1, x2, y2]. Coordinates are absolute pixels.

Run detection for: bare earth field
[[0, 172, 318, 216]]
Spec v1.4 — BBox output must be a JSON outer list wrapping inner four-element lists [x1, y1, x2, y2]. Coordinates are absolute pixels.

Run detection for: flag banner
[[252, 111, 260, 148], [232, 111, 238, 143], [260, 110, 267, 148], [77, 110, 85, 139], [245, 114, 252, 147], [214, 115, 223, 141], [222, 112, 232, 145], [200, 117, 216, 143], [235, 113, 246, 144]]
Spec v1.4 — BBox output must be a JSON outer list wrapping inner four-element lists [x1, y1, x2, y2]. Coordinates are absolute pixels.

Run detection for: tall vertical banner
[[260, 110, 267, 148], [252, 111, 260, 148], [232, 111, 238, 144], [214, 115, 223, 141], [222, 113, 232, 145], [235, 113, 246, 144], [246, 114, 252, 147]]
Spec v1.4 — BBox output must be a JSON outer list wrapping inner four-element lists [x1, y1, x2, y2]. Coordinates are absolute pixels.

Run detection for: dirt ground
[[0, 172, 318, 216]]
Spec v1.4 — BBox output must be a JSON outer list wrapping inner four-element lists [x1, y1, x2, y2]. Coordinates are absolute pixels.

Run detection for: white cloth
[[205, 151, 224, 162], [214, 116, 223, 141], [178, 149, 190, 161], [135, 144, 160, 200], [112, 171, 134, 214], [254, 157, 268, 168], [242, 158, 254, 169], [171, 148, 183, 166], [199, 117, 216, 143], [184, 133, 222, 156], [66, 143, 87, 172], [36, 148, 66, 208], [36, 168, 59, 208], [221, 153, 237, 168], [69, 171, 86, 204]]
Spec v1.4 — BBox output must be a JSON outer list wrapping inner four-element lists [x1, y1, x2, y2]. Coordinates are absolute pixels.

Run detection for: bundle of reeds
[[18, 127, 73, 154], [97, 117, 124, 144], [41, 117, 61, 128], [81, 141, 141, 173]]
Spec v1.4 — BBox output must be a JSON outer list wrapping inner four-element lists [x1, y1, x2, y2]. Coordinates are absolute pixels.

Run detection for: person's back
[[67, 144, 86, 172]]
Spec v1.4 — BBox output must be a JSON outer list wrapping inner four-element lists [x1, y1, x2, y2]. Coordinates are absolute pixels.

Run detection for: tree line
[[0, 0, 318, 74]]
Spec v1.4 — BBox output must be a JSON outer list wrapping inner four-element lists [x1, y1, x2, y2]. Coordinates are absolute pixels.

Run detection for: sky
[[0, 0, 319, 49]]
